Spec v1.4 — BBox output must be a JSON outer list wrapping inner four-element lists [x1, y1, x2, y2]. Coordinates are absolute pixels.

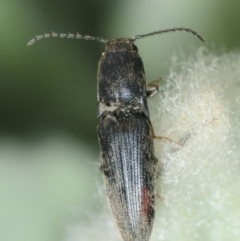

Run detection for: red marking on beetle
[[141, 185, 152, 219]]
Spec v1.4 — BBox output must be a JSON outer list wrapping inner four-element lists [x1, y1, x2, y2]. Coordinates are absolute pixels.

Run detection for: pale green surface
[[0, 135, 100, 241]]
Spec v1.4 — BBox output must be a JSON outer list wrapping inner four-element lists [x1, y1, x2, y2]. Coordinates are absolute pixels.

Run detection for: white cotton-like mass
[[151, 47, 240, 241], [66, 48, 240, 241]]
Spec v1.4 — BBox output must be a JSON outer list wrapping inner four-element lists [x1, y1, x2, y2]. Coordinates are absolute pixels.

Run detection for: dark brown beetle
[[27, 28, 204, 241]]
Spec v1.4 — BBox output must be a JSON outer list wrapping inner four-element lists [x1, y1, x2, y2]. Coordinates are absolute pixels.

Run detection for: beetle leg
[[146, 79, 162, 97], [149, 120, 180, 146], [153, 134, 180, 146]]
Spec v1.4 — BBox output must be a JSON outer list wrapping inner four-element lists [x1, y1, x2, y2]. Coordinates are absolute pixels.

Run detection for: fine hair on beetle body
[[28, 28, 205, 241]]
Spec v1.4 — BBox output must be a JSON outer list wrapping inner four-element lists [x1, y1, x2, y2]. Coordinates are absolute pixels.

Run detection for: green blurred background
[[1, 0, 240, 241]]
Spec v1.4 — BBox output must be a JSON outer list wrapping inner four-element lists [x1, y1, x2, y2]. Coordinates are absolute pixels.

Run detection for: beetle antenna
[[27, 32, 108, 46], [133, 28, 205, 42]]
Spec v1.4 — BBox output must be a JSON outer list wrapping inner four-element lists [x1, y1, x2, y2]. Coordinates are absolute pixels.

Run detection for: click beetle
[[28, 28, 204, 241]]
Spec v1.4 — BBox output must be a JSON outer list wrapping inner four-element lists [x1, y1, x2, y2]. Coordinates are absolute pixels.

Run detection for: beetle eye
[[133, 45, 138, 53]]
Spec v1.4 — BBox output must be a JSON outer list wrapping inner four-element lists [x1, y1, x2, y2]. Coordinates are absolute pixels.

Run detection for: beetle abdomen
[[98, 112, 157, 241]]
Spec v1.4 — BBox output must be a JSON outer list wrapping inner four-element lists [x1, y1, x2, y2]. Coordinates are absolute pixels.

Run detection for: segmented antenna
[[27, 32, 108, 46], [133, 28, 205, 42]]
